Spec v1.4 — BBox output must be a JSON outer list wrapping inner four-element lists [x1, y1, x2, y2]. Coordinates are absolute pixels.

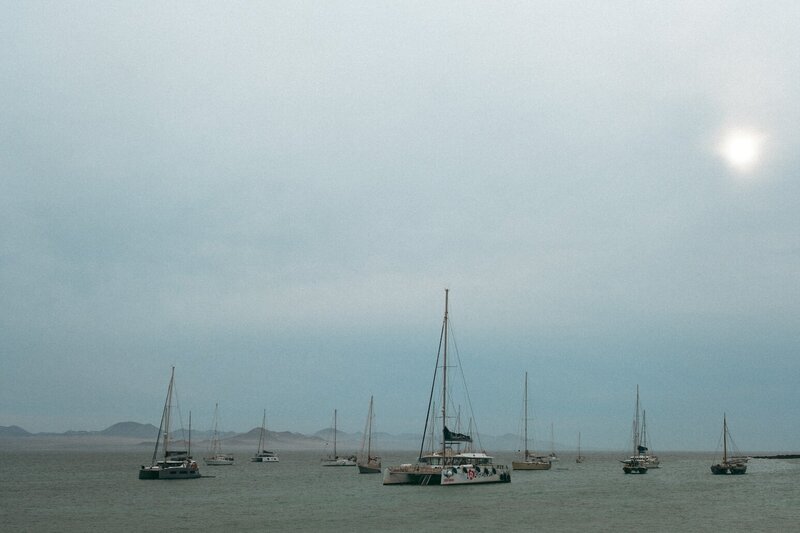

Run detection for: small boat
[[204, 403, 234, 466], [251, 409, 279, 462], [357, 396, 381, 474], [512, 371, 551, 471], [576, 432, 584, 464], [621, 385, 658, 473], [383, 290, 511, 485], [139, 367, 201, 479], [321, 409, 356, 466], [710, 414, 747, 475]]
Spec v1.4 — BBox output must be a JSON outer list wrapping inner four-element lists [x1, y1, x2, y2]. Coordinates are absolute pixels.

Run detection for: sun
[[718, 128, 765, 173]]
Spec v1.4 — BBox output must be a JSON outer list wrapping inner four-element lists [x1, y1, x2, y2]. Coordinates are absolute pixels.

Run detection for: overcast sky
[[2, 1, 799, 452]]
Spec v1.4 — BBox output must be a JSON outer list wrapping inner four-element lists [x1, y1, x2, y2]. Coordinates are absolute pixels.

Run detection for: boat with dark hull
[[621, 386, 658, 473], [357, 396, 381, 474], [383, 290, 511, 486], [139, 367, 201, 480], [711, 414, 747, 475]]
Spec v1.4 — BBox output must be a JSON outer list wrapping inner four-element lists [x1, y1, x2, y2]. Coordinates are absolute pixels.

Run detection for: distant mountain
[[100, 421, 160, 439], [0, 425, 32, 437]]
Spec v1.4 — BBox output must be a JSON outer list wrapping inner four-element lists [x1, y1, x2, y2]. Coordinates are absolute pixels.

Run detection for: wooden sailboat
[[357, 396, 381, 474], [512, 371, 551, 471], [321, 409, 356, 466], [576, 432, 584, 463], [711, 414, 747, 475], [383, 289, 511, 485], [251, 409, 279, 462], [139, 367, 201, 479], [204, 403, 234, 465]]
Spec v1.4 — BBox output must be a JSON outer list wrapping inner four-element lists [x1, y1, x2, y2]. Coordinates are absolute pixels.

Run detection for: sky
[[1, 1, 799, 452]]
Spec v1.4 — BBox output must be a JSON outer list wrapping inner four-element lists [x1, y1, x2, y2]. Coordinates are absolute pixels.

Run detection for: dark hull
[[623, 465, 648, 474], [711, 463, 747, 475]]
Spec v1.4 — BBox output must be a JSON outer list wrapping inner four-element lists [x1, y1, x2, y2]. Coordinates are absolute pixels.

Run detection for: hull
[[139, 462, 201, 480], [358, 461, 382, 474], [251, 455, 279, 463], [623, 464, 648, 474], [322, 458, 357, 466], [204, 457, 234, 466], [512, 460, 551, 471], [711, 463, 747, 475], [383, 464, 511, 485]]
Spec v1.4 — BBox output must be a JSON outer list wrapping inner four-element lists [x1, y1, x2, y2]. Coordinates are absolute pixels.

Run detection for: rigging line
[[418, 315, 446, 461], [447, 319, 484, 451]]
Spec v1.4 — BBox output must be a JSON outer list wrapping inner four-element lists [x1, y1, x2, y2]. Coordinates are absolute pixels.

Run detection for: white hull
[[140, 461, 201, 479], [383, 464, 511, 485], [512, 460, 551, 471], [322, 457, 356, 466], [204, 455, 234, 466]]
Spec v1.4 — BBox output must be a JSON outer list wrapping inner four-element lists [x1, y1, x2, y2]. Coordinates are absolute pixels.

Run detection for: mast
[[258, 409, 266, 453], [523, 371, 529, 458], [722, 413, 728, 463], [188, 410, 192, 457], [334, 409, 338, 458], [633, 385, 640, 456], [367, 396, 373, 458], [162, 366, 175, 462], [441, 289, 449, 462]]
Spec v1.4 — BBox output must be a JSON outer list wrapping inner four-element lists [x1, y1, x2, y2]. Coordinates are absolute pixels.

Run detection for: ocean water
[[1, 449, 797, 532]]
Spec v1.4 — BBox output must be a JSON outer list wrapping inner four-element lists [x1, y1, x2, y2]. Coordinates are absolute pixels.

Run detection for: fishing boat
[[512, 371, 551, 471], [204, 403, 234, 466], [321, 409, 356, 466], [139, 367, 201, 479], [383, 290, 511, 486], [710, 414, 747, 475], [357, 396, 381, 474], [621, 385, 658, 473], [576, 432, 584, 463], [251, 409, 279, 462]]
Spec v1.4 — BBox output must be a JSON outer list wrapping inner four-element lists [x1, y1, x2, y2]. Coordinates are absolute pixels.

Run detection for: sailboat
[[357, 396, 381, 474], [576, 432, 584, 463], [710, 414, 748, 475], [251, 409, 279, 462], [383, 290, 511, 485], [548, 422, 560, 462], [321, 409, 356, 466], [621, 385, 658, 473], [512, 371, 551, 471], [139, 367, 201, 479], [204, 403, 234, 465]]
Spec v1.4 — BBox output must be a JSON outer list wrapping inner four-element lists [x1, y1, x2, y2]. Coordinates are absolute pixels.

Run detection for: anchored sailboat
[[711, 414, 748, 475], [512, 371, 551, 471], [321, 409, 356, 466], [251, 409, 279, 462], [383, 290, 511, 485], [357, 396, 381, 474], [204, 402, 234, 466], [139, 367, 201, 479], [621, 385, 658, 473], [576, 432, 584, 464]]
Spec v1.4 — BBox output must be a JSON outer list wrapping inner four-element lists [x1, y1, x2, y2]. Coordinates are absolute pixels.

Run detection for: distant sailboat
[[548, 422, 559, 463], [621, 385, 658, 473], [251, 410, 279, 463], [512, 371, 551, 471], [321, 409, 356, 466], [204, 402, 234, 466], [357, 396, 381, 474], [576, 432, 584, 464], [711, 414, 748, 475]]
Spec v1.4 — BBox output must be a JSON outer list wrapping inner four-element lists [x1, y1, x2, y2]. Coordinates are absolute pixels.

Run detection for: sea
[[1, 448, 798, 532]]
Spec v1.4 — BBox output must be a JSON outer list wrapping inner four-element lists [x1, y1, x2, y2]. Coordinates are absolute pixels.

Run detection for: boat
[[321, 409, 356, 466], [204, 403, 234, 466], [357, 396, 381, 474], [139, 367, 201, 479], [576, 432, 584, 463], [621, 385, 658, 473], [251, 409, 279, 462], [548, 422, 560, 463], [383, 289, 511, 485], [710, 414, 748, 475], [512, 371, 551, 471]]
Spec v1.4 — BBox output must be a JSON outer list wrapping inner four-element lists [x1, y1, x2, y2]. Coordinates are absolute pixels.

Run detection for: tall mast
[[367, 396, 373, 458], [723, 413, 728, 462], [188, 410, 192, 457], [523, 371, 529, 458], [162, 366, 175, 461], [441, 289, 449, 461], [633, 385, 640, 456], [258, 409, 266, 453], [334, 409, 338, 458]]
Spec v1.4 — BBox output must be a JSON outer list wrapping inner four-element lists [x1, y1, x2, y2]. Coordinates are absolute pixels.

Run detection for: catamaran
[[383, 290, 511, 485], [139, 367, 201, 479], [621, 385, 658, 473], [251, 409, 279, 462]]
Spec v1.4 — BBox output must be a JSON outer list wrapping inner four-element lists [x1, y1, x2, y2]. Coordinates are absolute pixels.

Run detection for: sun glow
[[718, 128, 765, 174]]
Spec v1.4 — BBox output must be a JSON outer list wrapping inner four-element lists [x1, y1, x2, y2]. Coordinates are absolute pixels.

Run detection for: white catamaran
[[251, 409, 279, 463], [512, 371, 551, 471], [383, 290, 511, 486], [139, 367, 201, 479]]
